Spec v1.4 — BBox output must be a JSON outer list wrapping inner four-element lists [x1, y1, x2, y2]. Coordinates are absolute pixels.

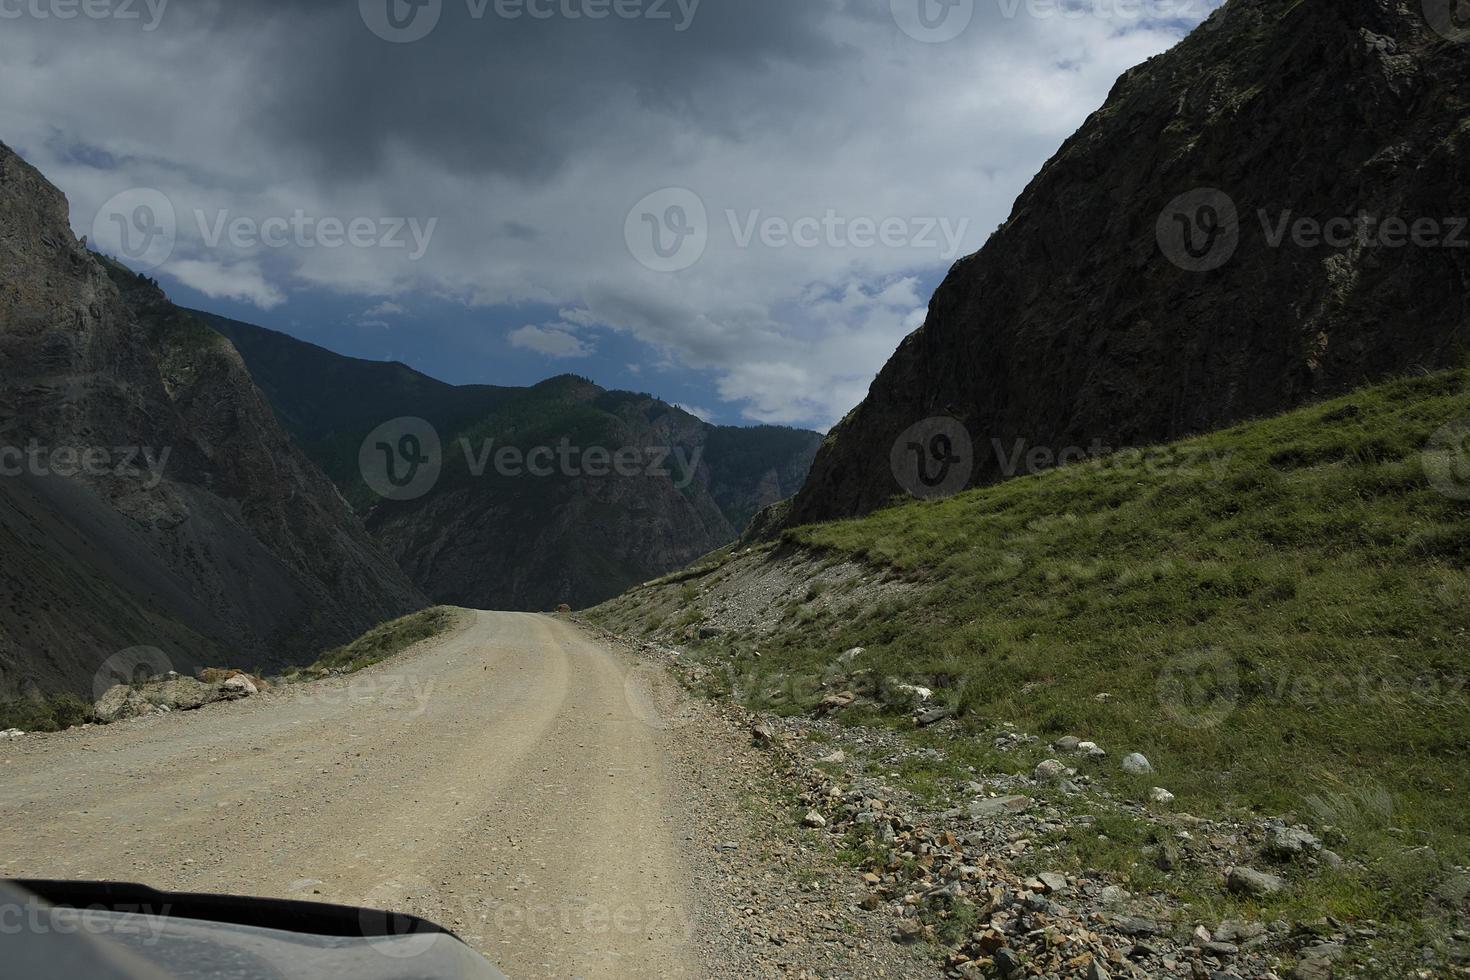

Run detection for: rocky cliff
[[199, 316, 824, 610], [0, 143, 426, 698], [789, 0, 1470, 526]]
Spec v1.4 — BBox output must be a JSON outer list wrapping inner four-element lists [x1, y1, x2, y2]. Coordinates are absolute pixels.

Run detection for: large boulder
[[93, 685, 157, 724]]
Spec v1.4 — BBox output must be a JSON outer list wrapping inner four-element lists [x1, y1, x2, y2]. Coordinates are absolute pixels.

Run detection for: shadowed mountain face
[[200, 314, 823, 610], [789, 0, 1470, 527], [0, 143, 427, 699]]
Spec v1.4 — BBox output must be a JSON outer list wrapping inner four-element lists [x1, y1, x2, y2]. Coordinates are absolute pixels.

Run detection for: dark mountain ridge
[[0, 143, 426, 699], [789, 0, 1470, 526], [201, 314, 824, 610]]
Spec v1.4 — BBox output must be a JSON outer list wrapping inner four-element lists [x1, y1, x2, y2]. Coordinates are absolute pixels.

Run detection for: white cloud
[[508, 324, 594, 359], [0, 1, 1222, 428], [167, 259, 285, 310]]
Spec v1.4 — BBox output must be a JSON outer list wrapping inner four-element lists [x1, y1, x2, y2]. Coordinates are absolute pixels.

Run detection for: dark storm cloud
[[188, 0, 851, 182]]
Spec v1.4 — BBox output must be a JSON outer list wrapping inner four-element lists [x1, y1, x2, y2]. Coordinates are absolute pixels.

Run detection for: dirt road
[[0, 611, 699, 978]]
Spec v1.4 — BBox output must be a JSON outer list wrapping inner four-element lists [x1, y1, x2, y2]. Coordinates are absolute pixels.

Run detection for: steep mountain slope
[[0, 143, 426, 699], [790, 0, 1470, 526], [200, 315, 823, 609]]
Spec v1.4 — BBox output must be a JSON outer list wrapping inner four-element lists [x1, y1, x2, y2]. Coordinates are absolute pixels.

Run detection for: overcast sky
[[1, 0, 1220, 429]]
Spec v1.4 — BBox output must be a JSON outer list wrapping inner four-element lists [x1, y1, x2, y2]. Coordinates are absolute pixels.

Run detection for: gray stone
[[968, 795, 1034, 819], [1112, 915, 1163, 936], [1291, 958, 1333, 980], [1033, 759, 1067, 782], [914, 706, 952, 727], [1037, 872, 1068, 894], [1214, 920, 1266, 944], [1122, 753, 1153, 774], [1265, 825, 1322, 860], [1227, 867, 1286, 897], [1055, 736, 1081, 752]]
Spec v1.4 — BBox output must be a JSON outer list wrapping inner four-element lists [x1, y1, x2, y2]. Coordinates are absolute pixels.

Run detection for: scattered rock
[[223, 674, 258, 696], [1111, 915, 1164, 937], [1099, 885, 1130, 906], [816, 691, 856, 715], [993, 947, 1022, 976], [1036, 872, 1068, 894], [1122, 753, 1153, 775], [968, 795, 1033, 819], [1264, 825, 1322, 860], [894, 683, 933, 704], [1227, 867, 1287, 897], [914, 706, 952, 727], [0, 729, 24, 740], [893, 919, 925, 944], [92, 685, 157, 723], [1291, 957, 1334, 980], [1086, 959, 1112, 980], [1033, 759, 1068, 782], [1155, 840, 1182, 872], [1214, 920, 1267, 944]]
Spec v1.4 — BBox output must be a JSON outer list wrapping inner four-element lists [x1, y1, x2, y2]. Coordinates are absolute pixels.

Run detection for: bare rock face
[[788, 0, 1470, 526], [0, 142, 426, 699]]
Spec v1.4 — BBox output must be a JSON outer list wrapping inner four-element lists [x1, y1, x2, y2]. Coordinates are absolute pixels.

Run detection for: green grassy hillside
[[591, 368, 1470, 963]]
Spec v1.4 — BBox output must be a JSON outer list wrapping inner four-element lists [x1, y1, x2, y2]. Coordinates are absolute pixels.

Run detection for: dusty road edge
[[573, 614, 938, 980]]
